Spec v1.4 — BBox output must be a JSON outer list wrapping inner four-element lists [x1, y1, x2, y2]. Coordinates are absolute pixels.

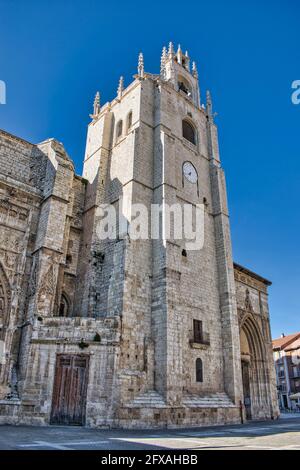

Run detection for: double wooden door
[[50, 354, 89, 426]]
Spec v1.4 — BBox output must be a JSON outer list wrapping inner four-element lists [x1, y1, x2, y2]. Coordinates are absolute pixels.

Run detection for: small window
[[193, 319, 203, 343], [116, 120, 123, 140], [127, 111, 132, 131], [196, 358, 203, 382], [182, 120, 196, 145]]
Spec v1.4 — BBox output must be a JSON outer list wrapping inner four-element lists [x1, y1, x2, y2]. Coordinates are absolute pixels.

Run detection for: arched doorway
[[240, 328, 252, 419], [239, 315, 268, 420]]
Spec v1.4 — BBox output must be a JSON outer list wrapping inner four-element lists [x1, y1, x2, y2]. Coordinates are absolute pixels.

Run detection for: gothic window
[[196, 358, 203, 382], [59, 293, 69, 317], [182, 119, 196, 145], [127, 111, 132, 132], [193, 319, 203, 343], [116, 120, 123, 140]]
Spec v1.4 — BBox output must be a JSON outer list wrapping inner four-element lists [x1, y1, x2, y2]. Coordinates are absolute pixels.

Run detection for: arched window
[[178, 76, 192, 97], [127, 111, 132, 131], [116, 120, 123, 140], [59, 293, 69, 317], [182, 120, 196, 145], [196, 358, 203, 382]]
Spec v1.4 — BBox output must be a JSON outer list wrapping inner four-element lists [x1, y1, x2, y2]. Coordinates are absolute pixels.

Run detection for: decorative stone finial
[[117, 76, 124, 99], [206, 90, 213, 121], [160, 46, 167, 79], [176, 44, 183, 64], [184, 50, 190, 71], [168, 42, 174, 57], [138, 52, 144, 78], [192, 61, 198, 79], [90, 91, 100, 119]]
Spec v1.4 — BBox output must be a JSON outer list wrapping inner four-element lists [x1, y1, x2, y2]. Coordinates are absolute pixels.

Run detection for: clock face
[[183, 161, 198, 184]]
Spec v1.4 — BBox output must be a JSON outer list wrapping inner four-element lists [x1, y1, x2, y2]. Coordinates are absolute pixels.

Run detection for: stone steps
[[126, 391, 235, 409], [126, 391, 166, 408], [182, 392, 235, 408]]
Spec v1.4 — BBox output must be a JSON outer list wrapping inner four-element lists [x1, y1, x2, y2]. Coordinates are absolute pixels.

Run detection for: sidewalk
[[279, 412, 300, 419]]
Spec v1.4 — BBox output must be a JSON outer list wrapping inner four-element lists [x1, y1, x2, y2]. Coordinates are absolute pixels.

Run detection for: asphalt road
[[0, 417, 300, 450]]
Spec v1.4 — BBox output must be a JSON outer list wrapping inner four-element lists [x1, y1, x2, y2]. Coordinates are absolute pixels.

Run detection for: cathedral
[[0, 43, 279, 428]]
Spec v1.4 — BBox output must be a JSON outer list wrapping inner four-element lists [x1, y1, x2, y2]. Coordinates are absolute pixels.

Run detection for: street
[[0, 416, 300, 450]]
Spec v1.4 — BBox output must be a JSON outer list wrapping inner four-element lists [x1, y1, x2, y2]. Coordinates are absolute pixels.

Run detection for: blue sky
[[0, 0, 299, 338]]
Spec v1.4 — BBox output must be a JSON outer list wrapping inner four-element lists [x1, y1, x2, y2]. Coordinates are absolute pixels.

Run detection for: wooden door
[[241, 360, 252, 420], [50, 354, 89, 426]]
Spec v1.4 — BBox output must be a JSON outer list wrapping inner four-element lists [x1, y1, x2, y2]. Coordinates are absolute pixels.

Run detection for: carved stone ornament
[[37, 265, 55, 316], [245, 288, 253, 312]]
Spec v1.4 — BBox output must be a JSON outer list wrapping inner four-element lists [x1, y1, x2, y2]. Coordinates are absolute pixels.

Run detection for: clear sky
[[0, 0, 299, 338]]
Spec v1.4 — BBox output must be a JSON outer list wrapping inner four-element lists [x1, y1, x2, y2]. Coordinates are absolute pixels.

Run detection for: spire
[[90, 91, 100, 119], [168, 41, 174, 58], [138, 52, 144, 78], [206, 90, 213, 122], [160, 46, 167, 79], [117, 76, 124, 99], [192, 61, 198, 79]]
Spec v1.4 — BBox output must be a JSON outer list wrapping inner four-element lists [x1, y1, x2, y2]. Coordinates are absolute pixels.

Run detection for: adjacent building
[[273, 333, 300, 410], [0, 43, 279, 428]]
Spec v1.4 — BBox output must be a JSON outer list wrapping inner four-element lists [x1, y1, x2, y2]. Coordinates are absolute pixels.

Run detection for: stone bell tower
[[150, 42, 242, 411], [76, 42, 243, 426]]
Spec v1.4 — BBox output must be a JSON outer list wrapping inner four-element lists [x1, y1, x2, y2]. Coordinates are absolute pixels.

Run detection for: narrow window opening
[[127, 111, 132, 131], [182, 120, 196, 145], [196, 358, 203, 382], [116, 120, 123, 140], [193, 319, 203, 343]]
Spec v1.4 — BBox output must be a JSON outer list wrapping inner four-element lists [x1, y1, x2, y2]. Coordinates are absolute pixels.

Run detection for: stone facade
[[0, 43, 279, 428]]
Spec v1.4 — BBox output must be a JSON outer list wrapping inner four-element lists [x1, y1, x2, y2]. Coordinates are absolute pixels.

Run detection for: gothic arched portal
[[240, 314, 269, 420]]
